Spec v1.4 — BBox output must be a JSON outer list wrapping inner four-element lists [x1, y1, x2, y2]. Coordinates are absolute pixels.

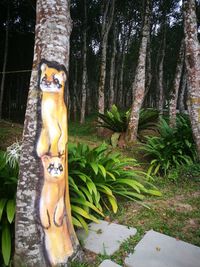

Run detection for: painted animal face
[[40, 63, 66, 92], [42, 155, 65, 179]]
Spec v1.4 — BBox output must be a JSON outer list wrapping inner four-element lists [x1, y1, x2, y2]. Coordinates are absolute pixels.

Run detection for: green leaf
[[71, 198, 104, 217], [0, 199, 7, 221], [98, 164, 106, 178], [72, 216, 82, 228], [147, 189, 162, 197], [89, 162, 98, 175], [6, 199, 16, 224], [71, 205, 91, 220], [107, 195, 118, 213], [75, 214, 89, 233], [106, 171, 116, 181], [2, 223, 11, 266]]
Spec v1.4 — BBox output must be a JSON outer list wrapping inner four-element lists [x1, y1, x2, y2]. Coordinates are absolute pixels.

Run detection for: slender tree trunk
[[183, 0, 200, 159], [144, 32, 152, 107], [109, 24, 116, 109], [169, 40, 185, 127], [179, 67, 187, 113], [98, 0, 115, 119], [157, 18, 166, 114], [0, 4, 9, 119], [80, 0, 87, 124], [14, 1, 80, 266], [118, 49, 126, 109], [126, 0, 151, 144], [73, 60, 78, 121]]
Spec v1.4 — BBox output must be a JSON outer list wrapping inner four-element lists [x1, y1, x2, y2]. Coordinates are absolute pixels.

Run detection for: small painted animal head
[[41, 155, 65, 181], [40, 63, 66, 93]]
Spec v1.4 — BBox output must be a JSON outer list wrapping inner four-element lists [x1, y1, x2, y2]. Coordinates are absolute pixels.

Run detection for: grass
[[0, 117, 200, 266]]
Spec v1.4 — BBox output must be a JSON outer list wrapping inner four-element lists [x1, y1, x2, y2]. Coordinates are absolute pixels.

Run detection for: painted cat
[[36, 61, 68, 157], [40, 155, 73, 265]]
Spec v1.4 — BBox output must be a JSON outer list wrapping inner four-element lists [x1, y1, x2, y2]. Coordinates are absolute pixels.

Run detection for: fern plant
[[141, 116, 197, 176], [68, 142, 161, 231], [97, 105, 129, 132], [98, 105, 159, 135]]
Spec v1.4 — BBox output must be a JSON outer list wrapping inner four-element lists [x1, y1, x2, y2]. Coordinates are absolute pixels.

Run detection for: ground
[[0, 118, 199, 267]]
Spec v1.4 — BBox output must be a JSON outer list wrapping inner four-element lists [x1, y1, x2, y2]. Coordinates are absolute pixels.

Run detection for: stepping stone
[[98, 259, 122, 267], [77, 220, 137, 255], [125, 229, 200, 267]]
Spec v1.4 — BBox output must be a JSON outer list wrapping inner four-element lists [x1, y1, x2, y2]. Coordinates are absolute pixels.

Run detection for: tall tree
[[14, 0, 80, 266], [169, 40, 184, 127], [183, 0, 200, 158], [157, 11, 166, 114], [108, 22, 117, 109], [98, 0, 115, 116], [126, 0, 151, 144], [80, 0, 87, 124]]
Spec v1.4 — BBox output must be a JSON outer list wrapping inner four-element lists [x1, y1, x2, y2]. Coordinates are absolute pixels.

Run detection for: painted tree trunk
[[14, 1, 80, 266], [183, 0, 200, 159], [98, 0, 115, 121], [80, 0, 87, 124], [0, 4, 9, 119], [126, 0, 151, 144], [109, 24, 116, 109], [169, 40, 184, 127]]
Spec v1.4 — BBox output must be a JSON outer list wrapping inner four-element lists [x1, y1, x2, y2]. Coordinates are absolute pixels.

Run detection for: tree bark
[[183, 0, 200, 159], [169, 40, 185, 127], [80, 0, 87, 124], [109, 23, 116, 109], [0, 4, 9, 119], [157, 16, 166, 114], [126, 0, 151, 144], [98, 0, 115, 116], [14, 1, 80, 266], [179, 67, 187, 113]]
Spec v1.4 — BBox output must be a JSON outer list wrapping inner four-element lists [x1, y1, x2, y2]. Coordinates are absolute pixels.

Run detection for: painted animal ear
[[60, 71, 66, 82], [41, 155, 49, 163], [40, 63, 47, 72]]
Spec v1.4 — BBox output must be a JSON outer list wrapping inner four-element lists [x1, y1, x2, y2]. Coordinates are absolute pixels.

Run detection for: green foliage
[[141, 116, 197, 176], [138, 108, 159, 132], [0, 150, 18, 266], [168, 163, 200, 182], [97, 105, 159, 136], [68, 142, 161, 231], [97, 105, 129, 132]]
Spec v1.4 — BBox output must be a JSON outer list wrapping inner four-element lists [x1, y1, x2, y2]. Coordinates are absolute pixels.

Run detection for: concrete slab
[[125, 230, 200, 267], [98, 259, 122, 267], [77, 220, 137, 255]]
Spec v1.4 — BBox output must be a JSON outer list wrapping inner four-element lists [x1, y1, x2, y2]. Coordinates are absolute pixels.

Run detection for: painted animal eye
[[42, 74, 47, 82], [54, 78, 59, 84], [58, 164, 63, 172]]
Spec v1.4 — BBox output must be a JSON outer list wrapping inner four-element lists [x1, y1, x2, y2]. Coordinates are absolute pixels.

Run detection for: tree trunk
[[183, 0, 200, 159], [169, 40, 184, 127], [157, 17, 166, 114], [118, 49, 126, 109], [98, 0, 115, 119], [179, 67, 187, 113], [126, 0, 151, 144], [80, 0, 87, 124], [14, 1, 80, 266], [109, 23, 116, 109], [0, 4, 9, 119]]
